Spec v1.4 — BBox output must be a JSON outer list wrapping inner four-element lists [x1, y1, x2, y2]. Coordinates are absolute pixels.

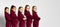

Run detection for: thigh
[[6, 21, 11, 27], [19, 21, 25, 27]]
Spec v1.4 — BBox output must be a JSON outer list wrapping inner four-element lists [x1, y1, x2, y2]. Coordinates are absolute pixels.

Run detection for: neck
[[5, 12, 9, 14], [11, 10, 15, 13], [33, 11, 36, 13]]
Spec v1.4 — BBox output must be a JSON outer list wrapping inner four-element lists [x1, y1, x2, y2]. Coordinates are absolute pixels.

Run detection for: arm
[[33, 13, 41, 20], [11, 13, 18, 19], [25, 12, 33, 19], [5, 14, 11, 21]]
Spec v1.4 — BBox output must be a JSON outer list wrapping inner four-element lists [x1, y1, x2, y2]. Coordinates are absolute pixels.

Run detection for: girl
[[18, 6, 26, 27], [10, 5, 18, 27], [5, 7, 11, 27], [24, 5, 33, 27], [32, 6, 40, 27]]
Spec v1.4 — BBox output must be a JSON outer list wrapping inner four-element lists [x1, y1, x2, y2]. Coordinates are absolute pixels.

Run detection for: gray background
[[0, 0, 60, 27]]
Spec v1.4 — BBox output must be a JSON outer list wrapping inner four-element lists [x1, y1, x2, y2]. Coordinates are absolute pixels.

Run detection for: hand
[[23, 18, 27, 20], [24, 15, 26, 18], [32, 19, 34, 21]]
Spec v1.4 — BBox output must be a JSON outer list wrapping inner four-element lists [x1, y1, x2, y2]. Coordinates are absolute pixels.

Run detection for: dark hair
[[24, 5, 29, 15], [32, 6, 36, 11], [18, 6, 23, 12], [4, 7, 9, 13], [10, 5, 16, 13]]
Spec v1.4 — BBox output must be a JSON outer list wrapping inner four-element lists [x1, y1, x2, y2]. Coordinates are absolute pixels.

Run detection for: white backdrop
[[0, 0, 60, 27]]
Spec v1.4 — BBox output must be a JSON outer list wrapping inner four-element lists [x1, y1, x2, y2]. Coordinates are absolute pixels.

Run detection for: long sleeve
[[33, 11, 40, 20], [10, 11, 18, 19], [33, 12, 40, 18], [5, 13, 11, 21], [25, 11, 33, 19], [18, 12, 24, 20]]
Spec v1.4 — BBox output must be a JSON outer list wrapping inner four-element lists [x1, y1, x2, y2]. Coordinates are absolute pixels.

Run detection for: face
[[19, 8, 23, 12], [6, 9, 9, 13], [12, 7, 16, 12], [26, 6, 30, 11], [33, 6, 37, 12]]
